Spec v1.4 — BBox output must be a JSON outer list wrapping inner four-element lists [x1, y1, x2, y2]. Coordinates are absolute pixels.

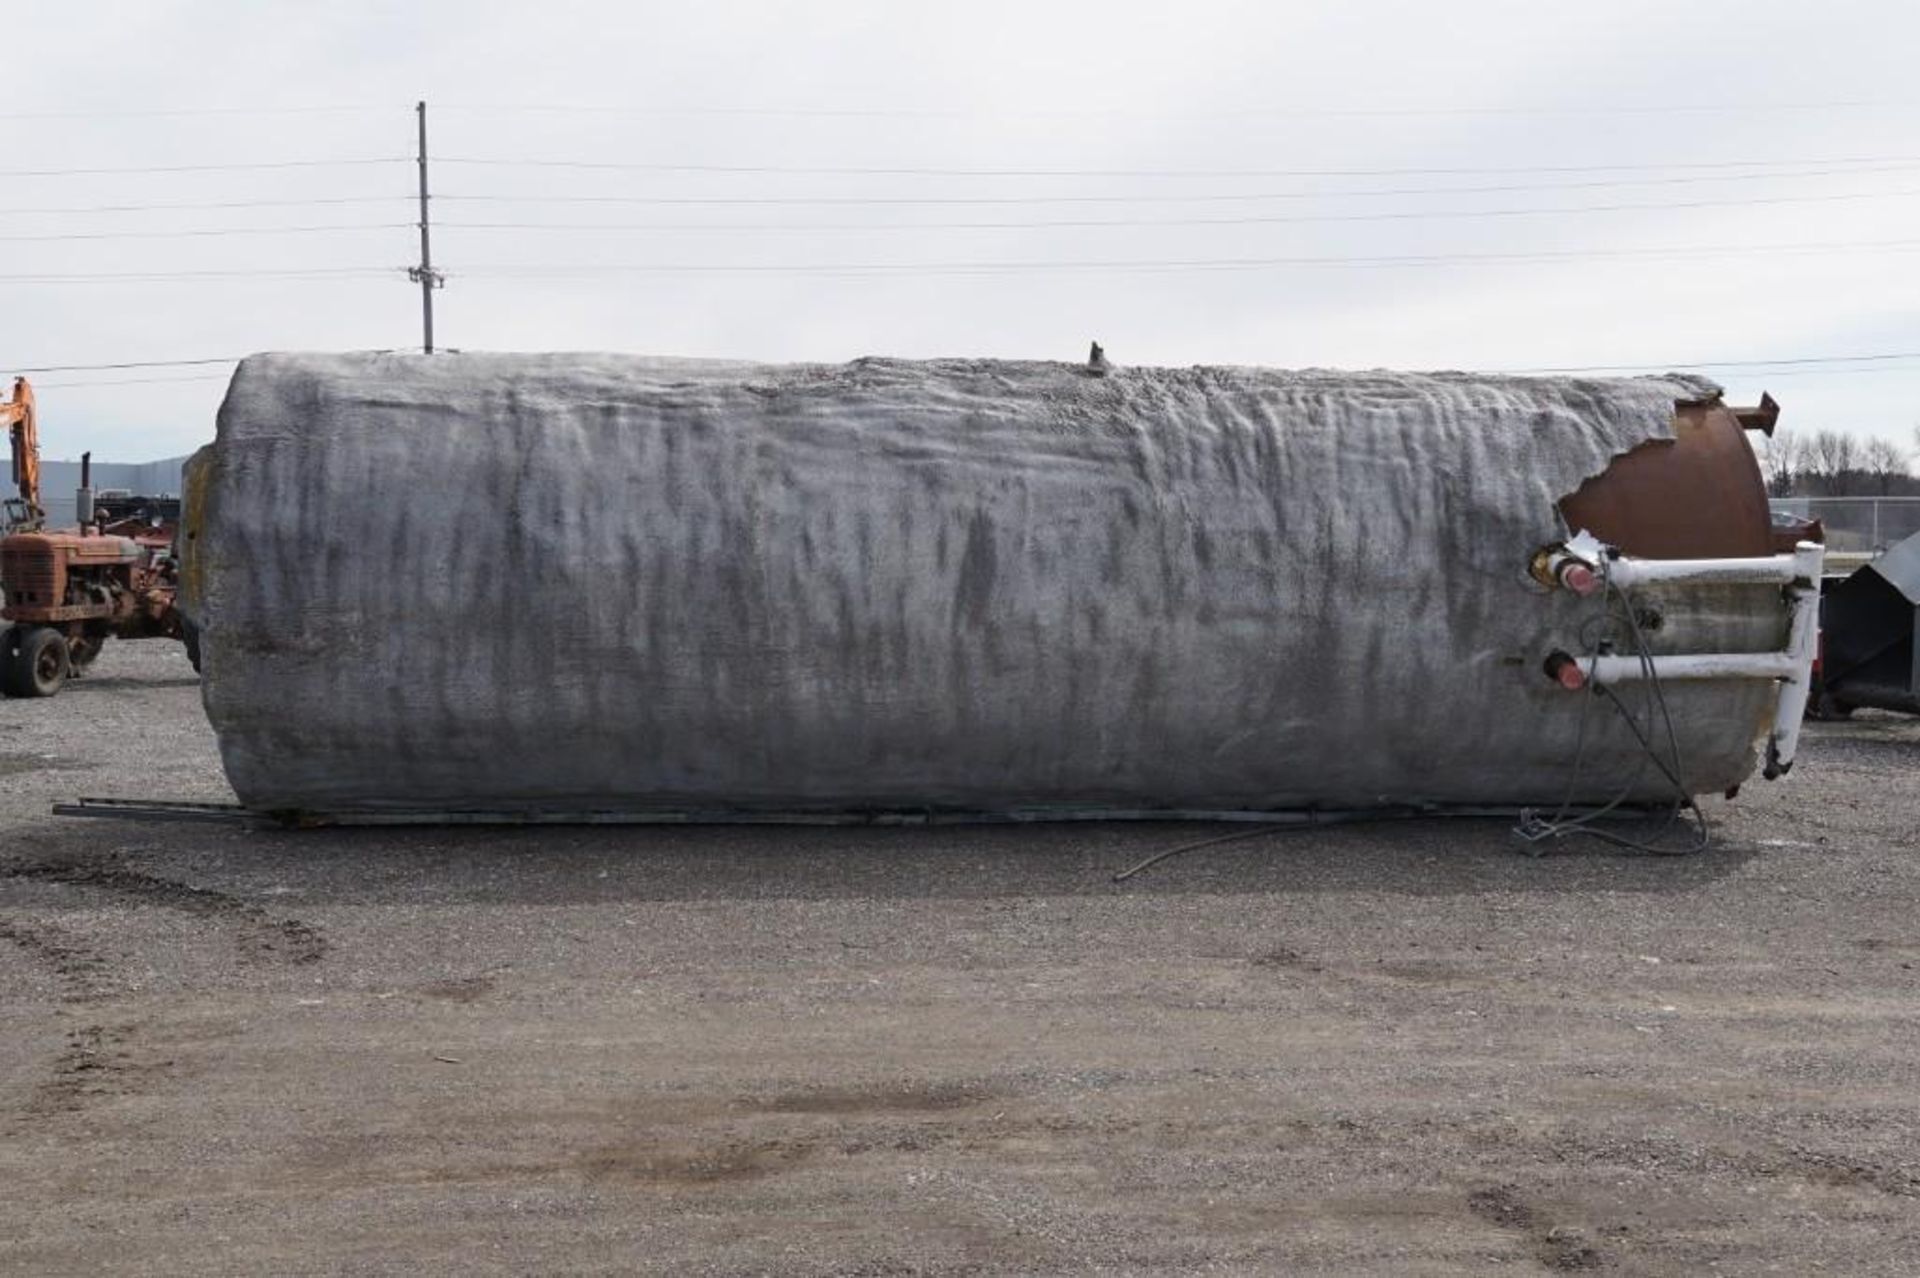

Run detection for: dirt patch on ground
[[0, 919, 115, 1000], [0, 918, 163, 1121], [418, 975, 495, 1003], [31, 1021, 168, 1116], [2, 857, 326, 965], [578, 1134, 820, 1185], [1468, 1185, 1606, 1271], [751, 1081, 993, 1116]]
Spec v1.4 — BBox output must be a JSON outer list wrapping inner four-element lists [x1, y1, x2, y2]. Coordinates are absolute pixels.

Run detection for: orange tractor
[[2, 376, 191, 697]]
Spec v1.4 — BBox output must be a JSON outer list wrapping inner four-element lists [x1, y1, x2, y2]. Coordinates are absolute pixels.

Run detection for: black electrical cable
[[1516, 649, 1610, 845], [427, 184, 1920, 233], [428, 164, 1920, 207], [8, 268, 392, 283], [0, 223, 411, 242], [0, 196, 414, 217], [1110, 811, 1428, 882], [1504, 351, 1920, 374], [0, 105, 402, 120], [14, 357, 238, 373], [1514, 586, 1661, 848], [31, 373, 233, 389], [0, 158, 409, 178], [1585, 685, 1711, 855], [1112, 802, 1644, 882], [1514, 560, 1710, 856], [431, 99, 1920, 120], [436, 152, 1920, 179], [1110, 824, 1311, 882], [452, 236, 1920, 278], [1608, 585, 1712, 854]]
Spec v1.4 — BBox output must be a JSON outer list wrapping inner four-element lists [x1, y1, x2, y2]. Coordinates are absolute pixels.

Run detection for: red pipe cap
[[1544, 651, 1588, 691], [1557, 561, 1599, 596]]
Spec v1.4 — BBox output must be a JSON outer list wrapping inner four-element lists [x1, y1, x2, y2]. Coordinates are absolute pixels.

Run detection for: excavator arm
[[4, 376, 42, 532]]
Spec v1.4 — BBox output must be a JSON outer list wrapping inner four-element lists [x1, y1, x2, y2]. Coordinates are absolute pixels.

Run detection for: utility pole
[[408, 99, 444, 353]]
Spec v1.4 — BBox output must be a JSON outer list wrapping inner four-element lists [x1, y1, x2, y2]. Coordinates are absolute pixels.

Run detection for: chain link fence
[[1770, 496, 1920, 559]]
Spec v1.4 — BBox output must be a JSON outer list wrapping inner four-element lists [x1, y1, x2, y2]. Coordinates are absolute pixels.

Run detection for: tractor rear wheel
[[1, 626, 71, 698]]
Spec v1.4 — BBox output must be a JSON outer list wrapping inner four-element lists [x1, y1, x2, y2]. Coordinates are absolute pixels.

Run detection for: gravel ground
[[2, 640, 1918, 1275]]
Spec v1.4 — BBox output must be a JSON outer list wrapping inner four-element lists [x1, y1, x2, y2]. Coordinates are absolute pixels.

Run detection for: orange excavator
[[3, 376, 41, 533], [2, 376, 189, 697]]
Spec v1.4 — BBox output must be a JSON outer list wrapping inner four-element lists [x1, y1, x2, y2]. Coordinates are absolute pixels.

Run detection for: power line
[[453, 235, 1920, 277], [0, 105, 401, 120], [4, 155, 1916, 205], [17, 164, 1912, 219], [1690, 363, 1920, 380], [1608, 352, 1920, 370], [432, 99, 1920, 120], [10, 99, 1912, 126], [433, 185, 1920, 234], [437, 153, 1920, 180], [9, 267, 393, 284], [431, 164, 1920, 208], [0, 196, 413, 217], [31, 373, 235, 389], [22, 100, 1910, 122], [2, 167, 1908, 221], [1506, 352, 1920, 374], [15, 358, 240, 374], [0, 158, 409, 178], [0, 222, 411, 243], [12, 240, 1897, 289], [6, 180, 1911, 235]]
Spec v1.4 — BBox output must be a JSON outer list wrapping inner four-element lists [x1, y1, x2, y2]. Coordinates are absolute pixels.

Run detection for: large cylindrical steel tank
[[181, 352, 1788, 816]]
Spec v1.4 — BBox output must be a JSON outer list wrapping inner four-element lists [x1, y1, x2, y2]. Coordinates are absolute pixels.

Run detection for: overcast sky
[[6, 0, 1917, 462]]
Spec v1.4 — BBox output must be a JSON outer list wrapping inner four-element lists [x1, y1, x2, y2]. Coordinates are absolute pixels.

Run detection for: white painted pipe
[[1587, 652, 1800, 683], [1580, 542, 1824, 779], [1764, 541, 1825, 776], [1604, 552, 1807, 589]]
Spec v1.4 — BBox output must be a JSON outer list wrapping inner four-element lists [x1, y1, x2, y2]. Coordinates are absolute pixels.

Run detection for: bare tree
[[1804, 428, 1861, 485], [1756, 429, 1805, 497], [1860, 436, 1910, 494]]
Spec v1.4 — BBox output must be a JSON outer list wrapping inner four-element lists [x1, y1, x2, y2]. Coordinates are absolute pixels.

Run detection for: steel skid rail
[[1538, 535, 1825, 780], [52, 797, 1694, 831]]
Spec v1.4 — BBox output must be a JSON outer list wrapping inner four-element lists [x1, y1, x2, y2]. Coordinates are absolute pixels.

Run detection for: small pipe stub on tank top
[[1731, 392, 1780, 438]]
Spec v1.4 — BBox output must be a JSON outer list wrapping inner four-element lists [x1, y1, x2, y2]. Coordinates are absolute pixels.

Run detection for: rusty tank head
[[1559, 392, 1785, 560]]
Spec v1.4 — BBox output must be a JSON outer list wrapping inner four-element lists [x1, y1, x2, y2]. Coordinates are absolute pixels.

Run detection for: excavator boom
[[4, 376, 42, 532]]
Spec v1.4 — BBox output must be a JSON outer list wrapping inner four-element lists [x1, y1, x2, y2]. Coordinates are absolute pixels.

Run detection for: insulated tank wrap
[[184, 352, 1782, 814]]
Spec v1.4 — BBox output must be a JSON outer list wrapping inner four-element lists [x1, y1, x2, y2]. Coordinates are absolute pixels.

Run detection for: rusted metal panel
[[1559, 401, 1775, 560], [1, 536, 65, 609], [3, 531, 175, 628]]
